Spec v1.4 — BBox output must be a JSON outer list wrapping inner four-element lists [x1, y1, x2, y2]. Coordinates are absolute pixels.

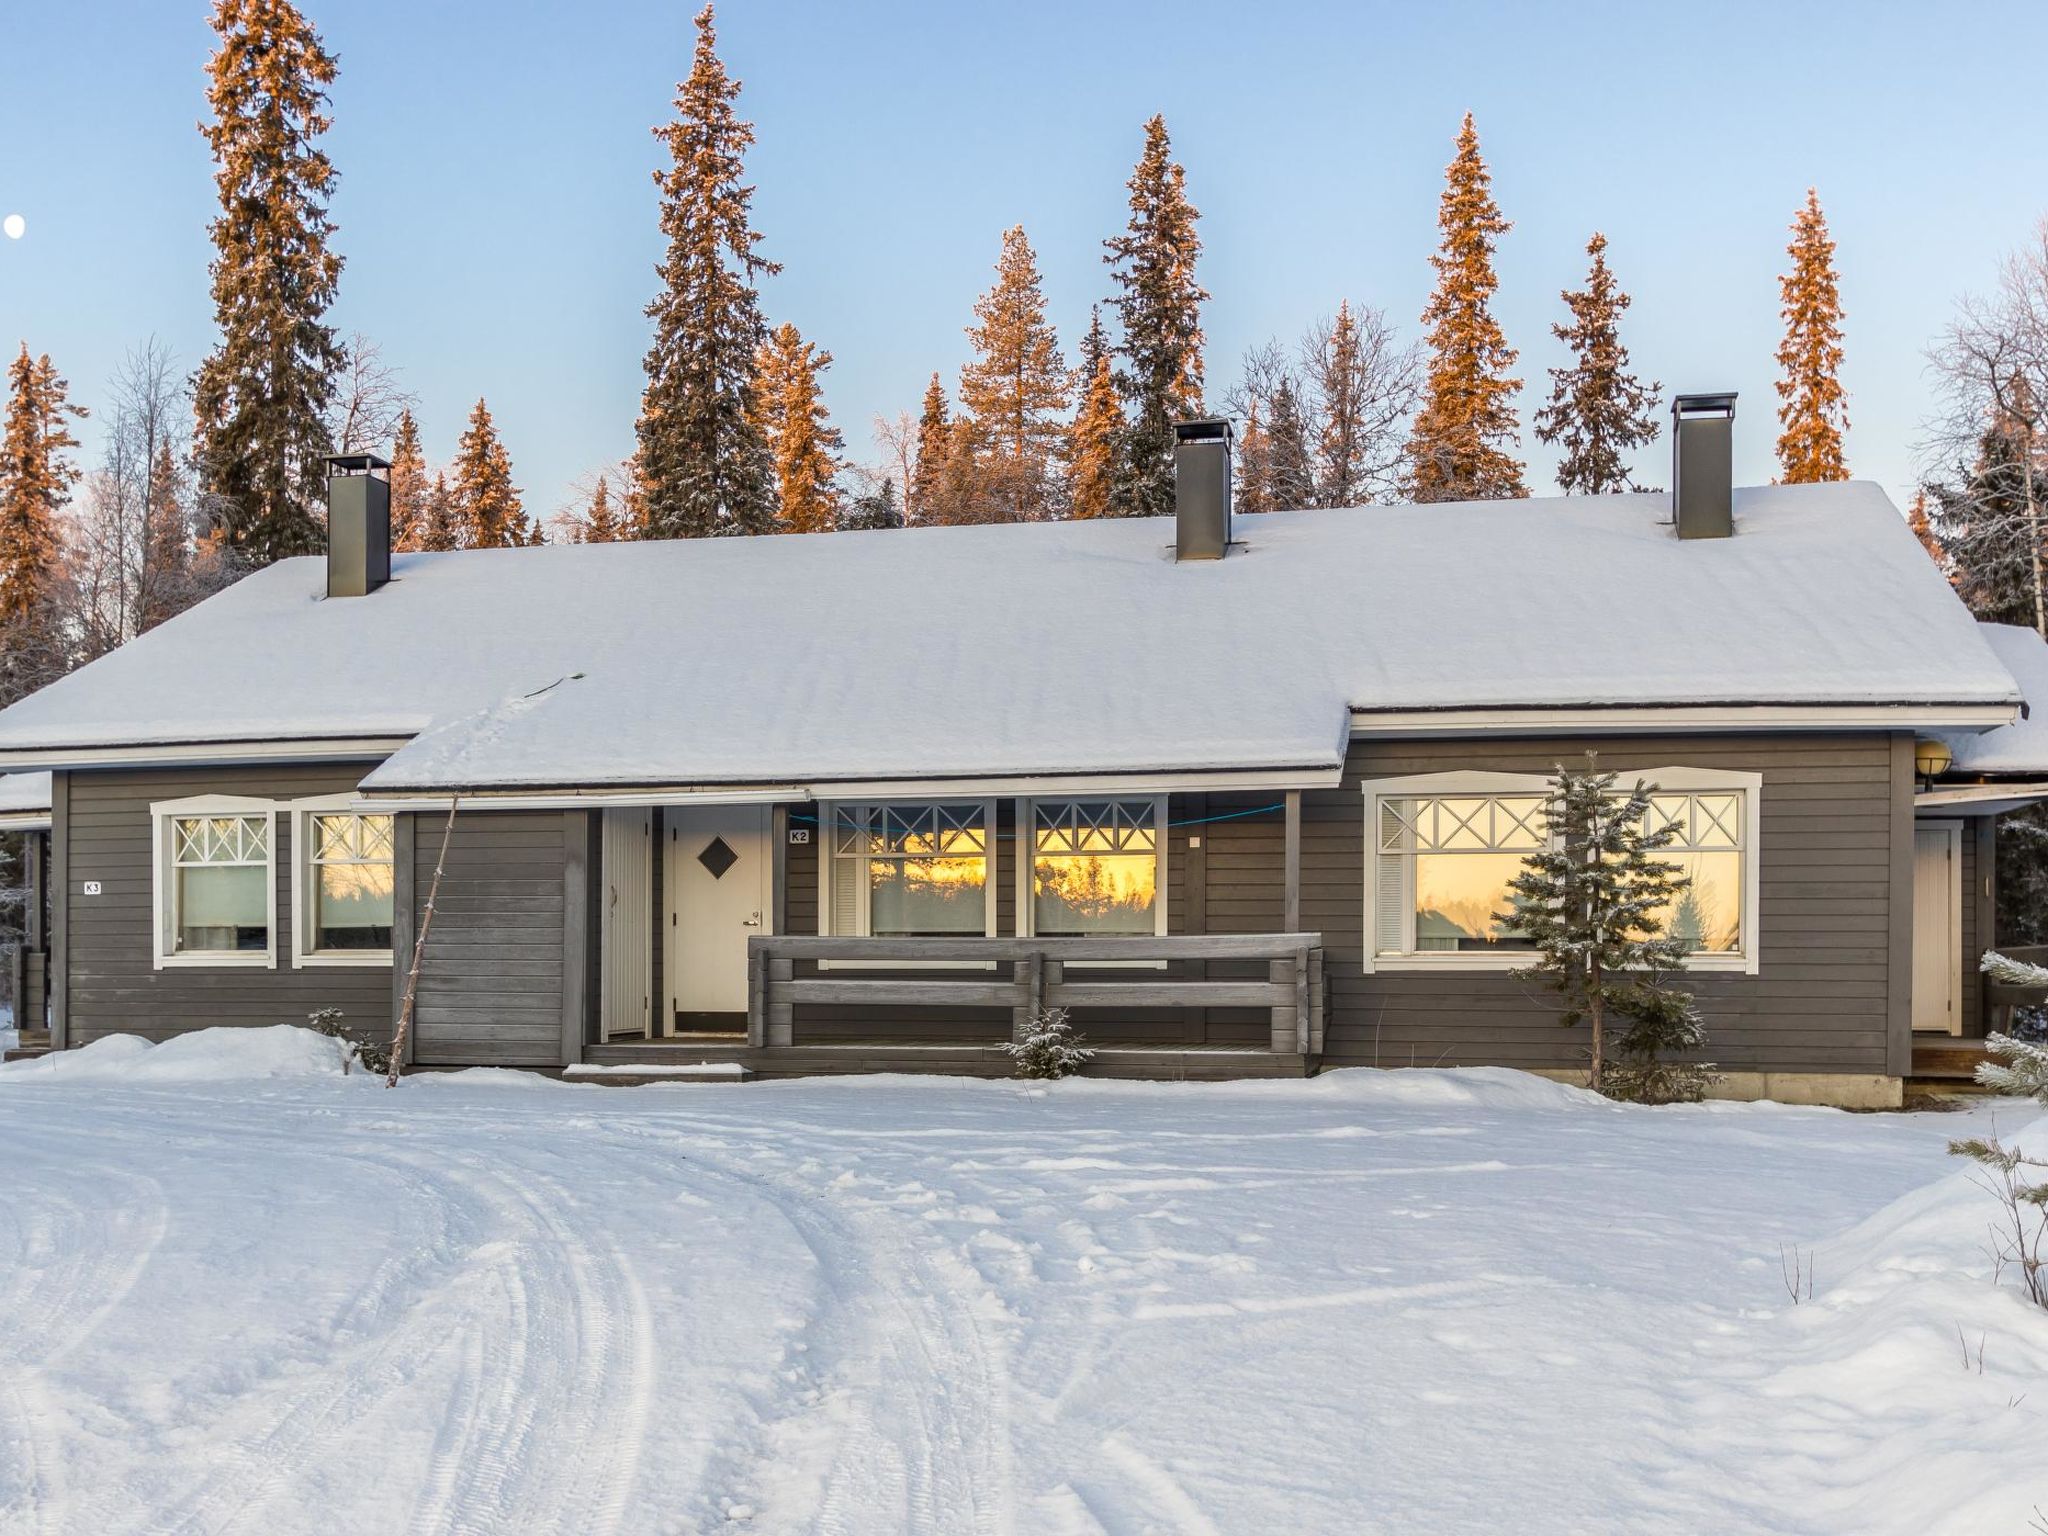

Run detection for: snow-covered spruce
[[1003, 1005, 1092, 1080], [1505, 754, 1718, 1102]]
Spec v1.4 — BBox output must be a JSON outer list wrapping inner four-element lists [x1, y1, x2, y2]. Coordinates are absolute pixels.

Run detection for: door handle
[[743, 911, 762, 927]]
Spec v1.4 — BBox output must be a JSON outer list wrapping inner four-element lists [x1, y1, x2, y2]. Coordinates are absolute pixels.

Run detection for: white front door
[[600, 808, 653, 1040], [666, 804, 773, 1029], [1912, 820, 1963, 1036]]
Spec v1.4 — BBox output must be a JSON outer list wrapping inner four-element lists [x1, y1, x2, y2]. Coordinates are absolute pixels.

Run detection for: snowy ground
[[2, 1030, 2045, 1535]]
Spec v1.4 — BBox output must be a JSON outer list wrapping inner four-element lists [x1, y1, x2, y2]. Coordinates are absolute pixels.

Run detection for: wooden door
[[666, 804, 772, 1030], [599, 808, 653, 1040], [1912, 821, 1962, 1036]]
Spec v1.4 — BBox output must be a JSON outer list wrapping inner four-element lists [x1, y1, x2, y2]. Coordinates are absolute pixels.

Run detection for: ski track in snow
[[0, 1057, 2045, 1535]]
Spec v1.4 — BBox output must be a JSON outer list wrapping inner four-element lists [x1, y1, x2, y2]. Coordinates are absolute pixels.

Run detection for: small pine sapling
[[1503, 755, 1717, 1100], [1947, 1126, 2048, 1309], [1976, 953, 2048, 1098], [305, 1006, 391, 1077], [1005, 1006, 1093, 1081]]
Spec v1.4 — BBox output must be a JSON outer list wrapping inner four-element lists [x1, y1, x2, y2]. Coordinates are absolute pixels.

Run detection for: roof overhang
[[0, 813, 50, 832], [1350, 702, 2020, 738], [1916, 780, 2048, 814], [354, 762, 1345, 812], [0, 737, 413, 771]]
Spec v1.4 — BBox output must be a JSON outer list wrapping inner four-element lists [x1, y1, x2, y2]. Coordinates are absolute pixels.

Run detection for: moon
[[1, 215, 22, 241]]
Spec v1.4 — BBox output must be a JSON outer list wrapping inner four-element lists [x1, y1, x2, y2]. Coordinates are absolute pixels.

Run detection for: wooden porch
[[582, 931, 1333, 1081]]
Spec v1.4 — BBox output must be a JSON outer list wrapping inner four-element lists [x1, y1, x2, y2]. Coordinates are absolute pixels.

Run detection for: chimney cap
[[1173, 417, 1233, 445], [326, 452, 392, 478], [1672, 392, 1737, 420]]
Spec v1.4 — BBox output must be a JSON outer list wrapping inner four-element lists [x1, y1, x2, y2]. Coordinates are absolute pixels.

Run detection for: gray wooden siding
[[59, 764, 394, 1047], [1324, 734, 1908, 1077], [52, 732, 1914, 1079], [750, 733, 1909, 1074], [407, 808, 580, 1067]]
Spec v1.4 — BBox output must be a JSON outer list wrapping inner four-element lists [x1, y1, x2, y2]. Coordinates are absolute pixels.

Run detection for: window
[[151, 796, 278, 968], [1642, 792, 1744, 955], [823, 801, 995, 939], [1362, 769, 1760, 974], [1026, 798, 1165, 937], [293, 806, 395, 964], [1376, 792, 1545, 956]]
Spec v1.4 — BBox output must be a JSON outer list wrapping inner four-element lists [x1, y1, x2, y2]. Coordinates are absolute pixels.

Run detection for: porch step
[[4, 1028, 50, 1063], [563, 1061, 753, 1086], [1911, 1040, 1994, 1082]]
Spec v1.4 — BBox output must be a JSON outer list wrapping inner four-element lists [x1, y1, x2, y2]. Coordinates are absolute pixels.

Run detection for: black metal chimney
[[1173, 418, 1233, 561], [1671, 393, 1736, 540], [325, 453, 392, 597]]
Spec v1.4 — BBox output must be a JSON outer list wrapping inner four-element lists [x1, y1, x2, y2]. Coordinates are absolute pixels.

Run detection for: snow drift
[[0, 1023, 359, 1083]]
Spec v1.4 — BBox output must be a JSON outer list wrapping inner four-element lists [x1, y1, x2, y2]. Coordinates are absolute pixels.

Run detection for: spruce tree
[[387, 408, 428, 551], [636, 5, 779, 539], [0, 346, 86, 628], [1310, 301, 1397, 507], [139, 440, 193, 632], [1534, 233, 1661, 495], [1069, 348, 1125, 521], [1932, 421, 2041, 629], [751, 321, 843, 533], [1235, 397, 1272, 515], [1265, 377, 1316, 510], [1775, 188, 1849, 483], [1503, 756, 1714, 1100], [839, 476, 904, 531], [580, 474, 624, 543], [418, 472, 460, 552], [451, 400, 531, 548], [191, 0, 345, 564], [1905, 488, 1946, 569], [1405, 113, 1525, 503], [911, 374, 959, 524], [1104, 115, 1207, 518], [959, 225, 1070, 521]]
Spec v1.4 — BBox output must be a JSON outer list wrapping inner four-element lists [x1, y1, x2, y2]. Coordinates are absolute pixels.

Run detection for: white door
[[600, 808, 653, 1040], [1912, 821, 1963, 1036], [666, 804, 772, 1029]]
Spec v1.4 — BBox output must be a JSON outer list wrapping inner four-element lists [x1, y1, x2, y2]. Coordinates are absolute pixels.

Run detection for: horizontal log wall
[[1319, 733, 1908, 1077], [60, 763, 394, 1048]]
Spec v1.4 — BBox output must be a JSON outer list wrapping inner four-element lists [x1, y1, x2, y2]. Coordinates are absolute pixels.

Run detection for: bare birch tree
[[1924, 223, 2048, 637], [1226, 308, 1419, 511], [326, 333, 416, 458]]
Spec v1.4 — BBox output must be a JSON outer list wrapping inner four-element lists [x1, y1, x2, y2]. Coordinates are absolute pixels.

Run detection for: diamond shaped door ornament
[[696, 836, 739, 880]]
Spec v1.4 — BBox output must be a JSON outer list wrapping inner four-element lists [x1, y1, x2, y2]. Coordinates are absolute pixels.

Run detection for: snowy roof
[[1941, 624, 2048, 774], [0, 482, 2020, 790], [0, 772, 52, 825]]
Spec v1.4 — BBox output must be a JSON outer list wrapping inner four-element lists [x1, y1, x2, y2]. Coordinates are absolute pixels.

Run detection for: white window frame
[[1360, 767, 1761, 976], [150, 794, 280, 970], [1016, 796, 1170, 960], [818, 799, 999, 968], [288, 796, 397, 968]]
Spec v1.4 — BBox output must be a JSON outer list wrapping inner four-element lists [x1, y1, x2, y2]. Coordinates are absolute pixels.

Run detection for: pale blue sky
[[2, 1, 2044, 522]]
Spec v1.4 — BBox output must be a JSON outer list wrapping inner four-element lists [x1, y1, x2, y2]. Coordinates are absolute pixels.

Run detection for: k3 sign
[[81, 880, 102, 896]]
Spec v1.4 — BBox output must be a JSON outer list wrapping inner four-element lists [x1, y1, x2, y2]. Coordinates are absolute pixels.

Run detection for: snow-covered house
[[0, 406, 2038, 1105]]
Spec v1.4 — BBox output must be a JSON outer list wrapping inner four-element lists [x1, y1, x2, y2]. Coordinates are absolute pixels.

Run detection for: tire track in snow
[[142, 1138, 481, 1536], [613, 1121, 1019, 1536], [0, 1150, 167, 1536], [395, 1154, 657, 1536], [127, 1124, 657, 1536]]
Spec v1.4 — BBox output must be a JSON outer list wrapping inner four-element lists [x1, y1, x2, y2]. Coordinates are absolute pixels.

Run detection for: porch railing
[[746, 933, 1325, 1054]]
